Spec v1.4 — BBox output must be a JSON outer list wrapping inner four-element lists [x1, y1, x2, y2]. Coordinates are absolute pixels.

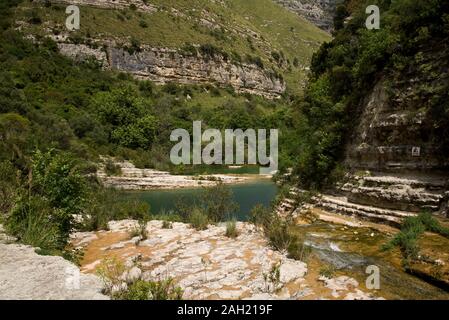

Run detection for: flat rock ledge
[[97, 160, 254, 190], [72, 220, 381, 300], [0, 226, 108, 300]]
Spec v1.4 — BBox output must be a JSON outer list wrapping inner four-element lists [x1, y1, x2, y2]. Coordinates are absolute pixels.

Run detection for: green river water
[[129, 179, 278, 221]]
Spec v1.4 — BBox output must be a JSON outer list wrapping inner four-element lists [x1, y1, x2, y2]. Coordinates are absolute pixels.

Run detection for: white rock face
[[0, 243, 108, 300], [97, 159, 255, 190], [274, 0, 342, 32]]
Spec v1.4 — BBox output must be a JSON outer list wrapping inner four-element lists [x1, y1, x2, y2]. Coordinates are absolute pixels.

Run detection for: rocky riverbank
[[71, 220, 383, 300], [98, 160, 263, 190]]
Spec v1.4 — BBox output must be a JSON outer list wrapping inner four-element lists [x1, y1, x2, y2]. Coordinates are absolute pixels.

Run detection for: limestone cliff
[[273, 0, 343, 32], [57, 41, 286, 98]]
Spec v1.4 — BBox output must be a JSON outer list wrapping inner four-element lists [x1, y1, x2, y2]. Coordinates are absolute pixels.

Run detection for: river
[[126, 178, 278, 221]]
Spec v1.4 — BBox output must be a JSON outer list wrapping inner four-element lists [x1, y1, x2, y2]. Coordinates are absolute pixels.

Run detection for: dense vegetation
[[0, 0, 304, 255], [291, 0, 449, 189]]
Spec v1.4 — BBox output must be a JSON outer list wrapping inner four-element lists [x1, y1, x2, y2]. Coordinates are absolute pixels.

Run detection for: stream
[[294, 222, 449, 299]]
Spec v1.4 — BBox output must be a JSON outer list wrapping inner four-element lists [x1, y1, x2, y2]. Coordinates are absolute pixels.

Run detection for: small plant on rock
[[263, 261, 282, 293], [225, 219, 239, 238], [188, 207, 209, 231], [130, 219, 148, 244], [162, 220, 173, 229], [104, 160, 122, 176]]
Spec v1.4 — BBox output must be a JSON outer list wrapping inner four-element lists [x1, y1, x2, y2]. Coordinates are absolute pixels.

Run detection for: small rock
[[435, 259, 445, 266], [126, 267, 142, 284], [279, 260, 307, 284]]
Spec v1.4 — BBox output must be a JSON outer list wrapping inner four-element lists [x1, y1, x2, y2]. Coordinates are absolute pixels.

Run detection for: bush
[[6, 150, 88, 249], [250, 204, 310, 260], [83, 189, 150, 231], [104, 159, 122, 176], [162, 220, 173, 229], [139, 20, 148, 28], [130, 219, 148, 241], [188, 207, 209, 230], [6, 195, 60, 250], [265, 217, 297, 252], [287, 239, 312, 261], [249, 204, 273, 229], [118, 279, 183, 300], [97, 258, 183, 300], [262, 262, 282, 293], [225, 219, 239, 238], [319, 265, 337, 279], [0, 160, 19, 215]]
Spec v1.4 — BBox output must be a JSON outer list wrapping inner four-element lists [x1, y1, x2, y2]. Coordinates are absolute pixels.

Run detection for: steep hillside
[[14, 0, 330, 96]]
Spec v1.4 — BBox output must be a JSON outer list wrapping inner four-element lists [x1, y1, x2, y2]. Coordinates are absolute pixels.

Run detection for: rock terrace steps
[[339, 173, 449, 214], [315, 195, 416, 227]]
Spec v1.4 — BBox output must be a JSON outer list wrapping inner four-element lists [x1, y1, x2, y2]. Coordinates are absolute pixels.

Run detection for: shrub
[[117, 279, 183, 300], [139, 20, 148, 28], [225, 219, 239, 238], [249, 204, 273, 229], [104, 159, 122, 176], [0, 160, 19, 215], [188, 207, 209, 230], [97, 258, 183, 300], [130, 219, 148, 242], [28, 9, 42, 25], [6, 150, 88, 249], [97, 257, 126, 293], [265, 217, 297, 252], [249, 204, 310, 260], [245, 55, 264, 69], [200, 183, 238, 223], [162, 220, 173, 229], [287, 239, 312, 261], [83, 189, 150, 231], [263, 262, 282, 293], [199, 44, 222, 58], [6, 195, 60, 250]]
